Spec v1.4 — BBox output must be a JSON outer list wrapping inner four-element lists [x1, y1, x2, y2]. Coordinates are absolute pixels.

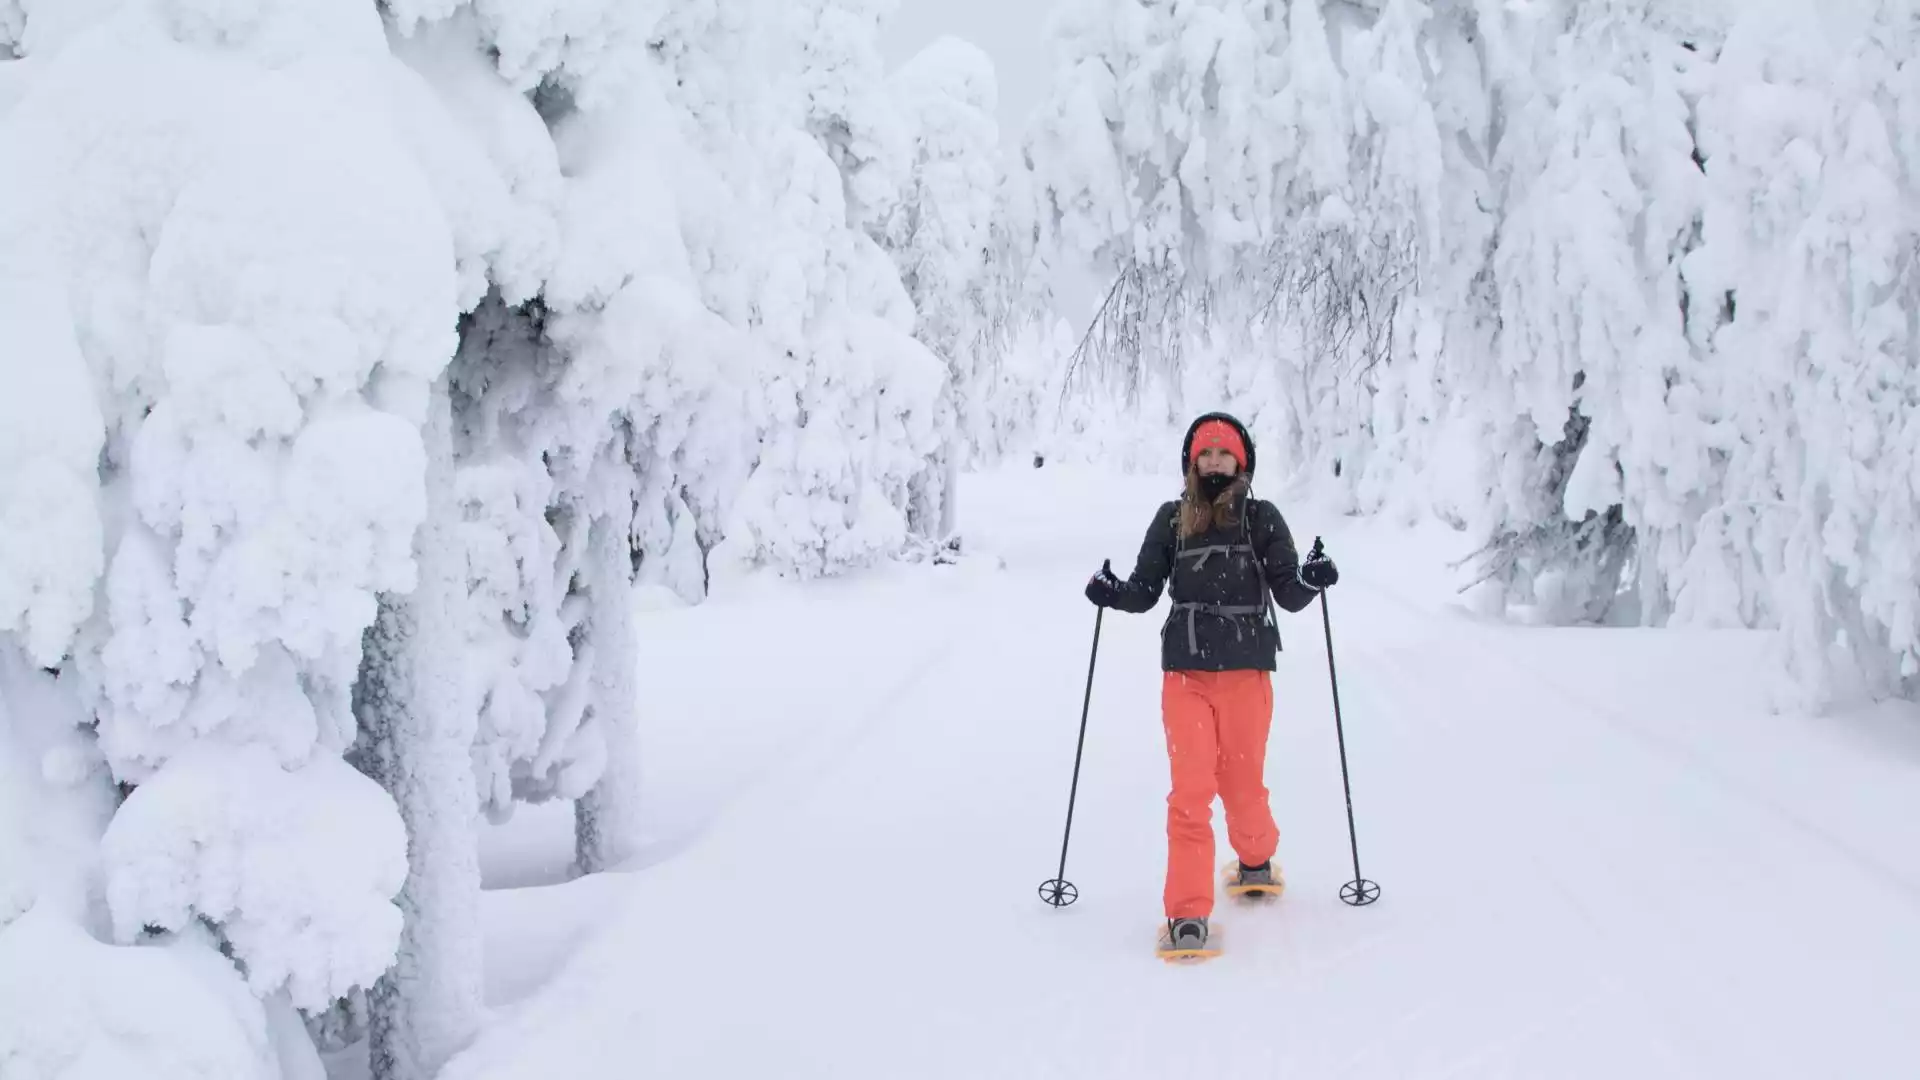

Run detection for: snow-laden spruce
[[1458, 0, 1709, 624], [675, 0, 946, 578], [883, 36, 1002, 539], [0, 0, 455, 1014], [0, 3, 467, 1076], [1675, 0, 1920, 707]]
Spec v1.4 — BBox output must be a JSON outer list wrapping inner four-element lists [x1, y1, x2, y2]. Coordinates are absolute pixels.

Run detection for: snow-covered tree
[[1452, 0, 1712, 623], [523, 48, 746, 874], [383, 0, 974, 899], [350, 377, 484, 1080], [5, 1, 542, 1074], [0, 3, 471, 1041], [664, 0, 945, 579], [1675, 0, 1920, 708], [795, 0, 912, 241], [884, 36, 1002, 539]]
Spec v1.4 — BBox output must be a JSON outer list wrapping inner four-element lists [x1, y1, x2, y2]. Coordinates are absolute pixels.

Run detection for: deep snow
[[434, 464, 1920, 1078]]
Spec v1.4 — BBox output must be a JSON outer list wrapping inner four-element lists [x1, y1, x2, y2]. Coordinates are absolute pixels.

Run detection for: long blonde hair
[[1178, 470, 1249, 538]]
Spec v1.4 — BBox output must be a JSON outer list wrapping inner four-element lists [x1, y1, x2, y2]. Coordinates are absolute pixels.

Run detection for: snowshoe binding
[[1156, 917, 1220, 963], [1224, 859, 1284, 902]]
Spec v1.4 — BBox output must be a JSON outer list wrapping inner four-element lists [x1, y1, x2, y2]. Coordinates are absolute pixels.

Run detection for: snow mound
[[100, 743, 408, 1011], [0, 652, 115, 932], [0, 906, 322, 1080]]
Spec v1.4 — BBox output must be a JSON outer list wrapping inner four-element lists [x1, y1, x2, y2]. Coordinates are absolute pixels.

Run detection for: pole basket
[[1038, 878, 1079, 908], [1340, 878, 1381, 907]]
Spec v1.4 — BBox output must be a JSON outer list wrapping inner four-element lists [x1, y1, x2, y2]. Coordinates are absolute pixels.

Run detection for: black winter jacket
[[1107, 495, 1320, 672]]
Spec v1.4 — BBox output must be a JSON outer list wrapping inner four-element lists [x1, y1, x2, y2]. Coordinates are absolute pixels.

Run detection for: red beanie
[[1188, 419, 1247, 470]]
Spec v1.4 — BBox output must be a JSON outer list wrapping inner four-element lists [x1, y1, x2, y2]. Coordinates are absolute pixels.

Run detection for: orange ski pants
[[1161, 669, 1278, 919]]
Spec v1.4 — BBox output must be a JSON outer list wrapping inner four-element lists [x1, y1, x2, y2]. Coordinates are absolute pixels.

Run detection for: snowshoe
[[1156, 917, 1220, 963], [1223, 859, 1284, 902]]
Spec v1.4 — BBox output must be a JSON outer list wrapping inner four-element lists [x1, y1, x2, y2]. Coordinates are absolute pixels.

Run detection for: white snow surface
[[0, 907, 323, 1080], [446, 465, 1920, 1079], [0, 653, 114, 932]]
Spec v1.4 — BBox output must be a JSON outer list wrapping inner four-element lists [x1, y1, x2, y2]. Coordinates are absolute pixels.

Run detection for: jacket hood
[[1181, 412, 1257, 476]]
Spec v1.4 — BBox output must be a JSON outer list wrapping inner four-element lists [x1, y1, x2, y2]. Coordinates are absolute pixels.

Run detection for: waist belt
[[1166, 602, 1268, 653]]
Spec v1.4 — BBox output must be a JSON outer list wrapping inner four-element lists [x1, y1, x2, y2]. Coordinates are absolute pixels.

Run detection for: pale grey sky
[[880, 0, 1066, 150]]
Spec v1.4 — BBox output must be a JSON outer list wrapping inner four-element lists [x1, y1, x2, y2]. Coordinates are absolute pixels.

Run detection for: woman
[[1083, 412, 1339, 956]]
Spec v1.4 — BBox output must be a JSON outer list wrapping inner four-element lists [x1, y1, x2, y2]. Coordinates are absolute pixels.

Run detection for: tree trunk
[[938, 445, 959, 540], [907, 456, 943, 540], [355, 376, 484, 1080], [574, 510, 643, 874]]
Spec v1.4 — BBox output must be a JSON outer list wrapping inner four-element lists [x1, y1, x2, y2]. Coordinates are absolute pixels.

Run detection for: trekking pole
[[1309, 537, 1380, 907], [1039, 605, 1104, 907]]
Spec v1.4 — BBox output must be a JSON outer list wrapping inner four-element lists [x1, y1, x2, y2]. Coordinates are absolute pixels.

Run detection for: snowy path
[[447, 467, 1920, 1080]]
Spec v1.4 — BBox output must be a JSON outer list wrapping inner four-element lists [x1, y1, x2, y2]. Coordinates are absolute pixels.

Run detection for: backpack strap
[[1166, 600, 1269, 652], [1177, 541, 1256, 570], [1242, 496, 1281, 629]]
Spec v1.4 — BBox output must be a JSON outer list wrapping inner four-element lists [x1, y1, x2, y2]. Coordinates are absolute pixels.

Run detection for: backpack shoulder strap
[[1242, 494, 1273, 551], [1242, 496, 1280, 624]]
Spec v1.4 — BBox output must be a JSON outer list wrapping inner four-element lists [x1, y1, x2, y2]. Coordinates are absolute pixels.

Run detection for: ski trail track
[[448, 467, 1920, 1080], [1338, 552, 1920, 1078]]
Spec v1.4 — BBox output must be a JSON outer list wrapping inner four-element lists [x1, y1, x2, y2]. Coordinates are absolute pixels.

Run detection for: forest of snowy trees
[[1009, 0, 1920, 714], [2, 0, 1917, 1075]]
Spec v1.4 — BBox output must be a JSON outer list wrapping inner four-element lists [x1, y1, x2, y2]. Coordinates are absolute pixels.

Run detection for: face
[[1195, 446, 1239, 477]]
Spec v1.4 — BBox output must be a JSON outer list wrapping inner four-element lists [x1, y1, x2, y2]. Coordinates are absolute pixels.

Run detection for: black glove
[[1300, 552, 1339, 590], [1085, 559, 1124, 607]]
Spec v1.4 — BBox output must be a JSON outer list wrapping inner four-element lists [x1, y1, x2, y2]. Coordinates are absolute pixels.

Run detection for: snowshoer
[[1082, 412, 1339, 958]]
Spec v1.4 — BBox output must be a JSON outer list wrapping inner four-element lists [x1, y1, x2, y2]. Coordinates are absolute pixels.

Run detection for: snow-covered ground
[[424, 463, 1920, 1079]]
